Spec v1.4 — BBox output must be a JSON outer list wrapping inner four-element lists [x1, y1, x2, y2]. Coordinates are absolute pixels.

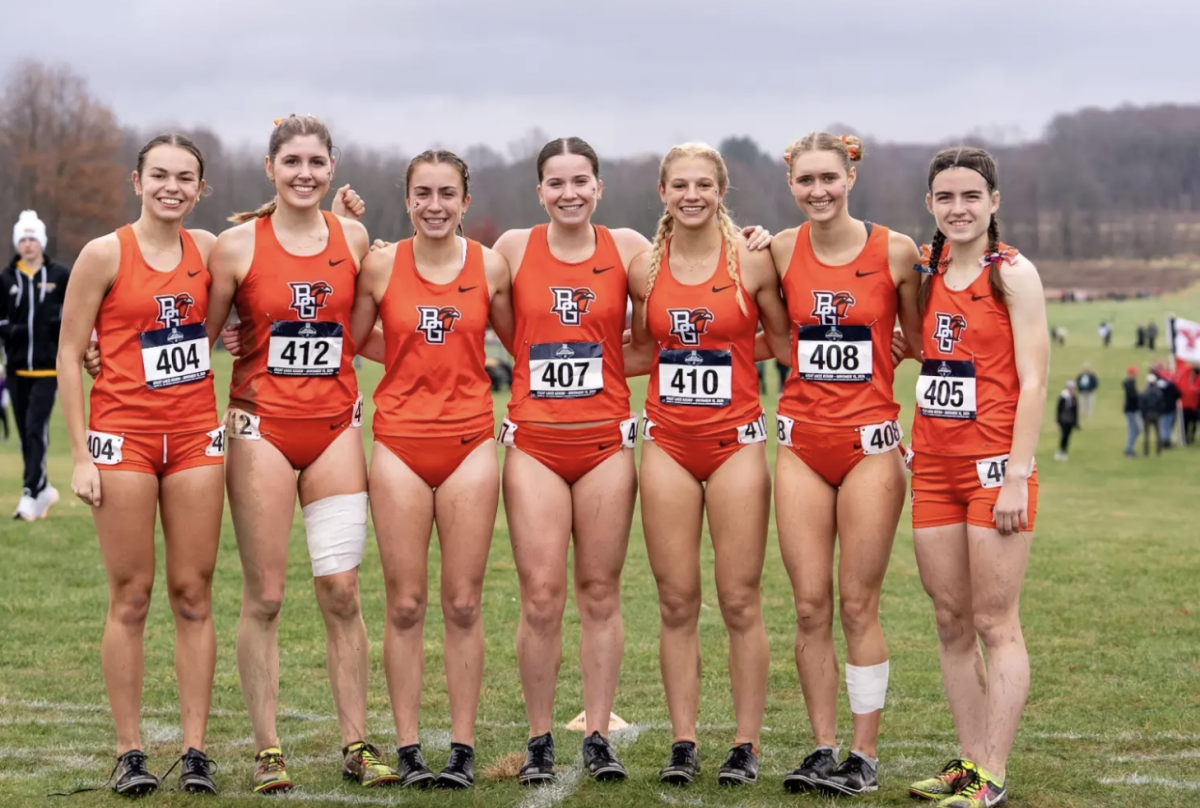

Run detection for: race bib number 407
[[529, 342, 603, 399], [267, 321, 343, 377], [796, 324, 873, 383], [140, 324, 209, 390], [916, 360, 977, 420]]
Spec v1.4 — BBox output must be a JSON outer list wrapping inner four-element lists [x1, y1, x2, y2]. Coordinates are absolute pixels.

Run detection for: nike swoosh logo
[[598, 442, 617, 450], [329, 258, 346, 266], [461, 435, 476, 444], [719, 439, 734, 447], [972, 294, 991, 301], [592, 266, 614, 274], [458, 285, 478, 293], [855, 270, 880, 278], [853, 443, 863, 451], [187, 270, 203, 277], [712, 284, 734, 293]]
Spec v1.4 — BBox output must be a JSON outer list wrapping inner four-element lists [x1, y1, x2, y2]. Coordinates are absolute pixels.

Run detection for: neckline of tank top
[[801, 220, 876, 270], [408, 236, 470, 288], [128, 226, 190, 275], [540, 224, 602, 267], [937, 260, 992, 296], [664, 237, 725, 288], [263, 211, 336, 260]]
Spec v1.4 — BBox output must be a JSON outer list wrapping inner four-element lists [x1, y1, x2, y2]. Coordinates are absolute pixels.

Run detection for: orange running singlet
[[645, 243, 761, 431], [779, 222, 899, 426], [911, 250, 1021, 457], [228, 212, 359, 418], [373, 238, 494, 438], [89, 225, 217, 432], [508, 224, 630, 423]]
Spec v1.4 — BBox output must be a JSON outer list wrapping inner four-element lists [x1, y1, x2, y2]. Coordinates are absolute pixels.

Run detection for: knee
[[442, 591, 480, 632], [838, 592, 880, 640], [387, 592, 427, 632], [794, 595, 833, 635], [658, 588, 700, 631], [109, 581, 153, 628], [576, 576, 621, 624], [522, 583, 566, 634], [972, 609, 1019, 649], [168, 578, 212, 624], [718, 587, 761, 633], [243, 584, 285, 624], [317, 579, 361, 622], [932, 603, 975, 649]]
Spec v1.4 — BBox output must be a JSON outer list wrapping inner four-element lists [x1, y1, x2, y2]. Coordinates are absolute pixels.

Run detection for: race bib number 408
[[916, 360, 977, 420], [267, 321, 343, 377], [140, 324, 209, 389], [796, 324, 873, 383], [529, 342, 603, 399], [658, 349, 732, 407]]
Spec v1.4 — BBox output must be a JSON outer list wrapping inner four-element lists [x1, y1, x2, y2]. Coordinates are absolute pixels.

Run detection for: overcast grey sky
[[7, 0, 1199, 159]]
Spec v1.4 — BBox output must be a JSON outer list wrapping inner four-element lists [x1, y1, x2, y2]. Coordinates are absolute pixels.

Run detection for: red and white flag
[[1169, 316, 1200, 365]]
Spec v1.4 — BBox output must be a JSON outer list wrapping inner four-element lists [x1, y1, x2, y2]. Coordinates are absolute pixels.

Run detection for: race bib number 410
[[529, 342, 603, 399], [916, 360, 977, 420], [267, 321, 343, 377], [658, 349, 732, 407], [140, 324, 209, 390], [796, 324, 873, 383]]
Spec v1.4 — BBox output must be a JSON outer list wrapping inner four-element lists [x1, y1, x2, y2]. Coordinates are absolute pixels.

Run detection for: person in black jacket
[[1122, 366, 1141, 457], [1139, 374, 1164, 457], [1055, 379, 1079, 460], [0, 210, 70, 520]]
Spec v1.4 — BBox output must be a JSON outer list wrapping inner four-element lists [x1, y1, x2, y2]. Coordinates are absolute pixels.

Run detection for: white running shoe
[[35, 486, 59, 518], [13, 495, 37, 521]]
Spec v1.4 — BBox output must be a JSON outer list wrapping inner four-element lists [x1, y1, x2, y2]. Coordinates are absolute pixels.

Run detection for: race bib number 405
[[529, 342, 603, 399], [140, 324, 209, 390], [796, 324, 873, 383], [916, 360, 977, 420], [658, 349, 732, 407], [267, 321, 343, 377]]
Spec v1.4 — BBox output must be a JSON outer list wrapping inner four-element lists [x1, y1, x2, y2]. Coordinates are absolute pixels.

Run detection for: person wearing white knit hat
[[1, 209, 71, 520]]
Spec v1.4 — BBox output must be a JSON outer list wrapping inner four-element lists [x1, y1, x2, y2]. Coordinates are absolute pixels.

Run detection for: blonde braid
[[715, 202, 749, 317], [642, 210, 674, 326]]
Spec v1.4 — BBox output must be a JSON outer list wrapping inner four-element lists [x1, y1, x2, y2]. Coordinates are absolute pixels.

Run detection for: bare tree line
[[3, 59, 1200, 263]]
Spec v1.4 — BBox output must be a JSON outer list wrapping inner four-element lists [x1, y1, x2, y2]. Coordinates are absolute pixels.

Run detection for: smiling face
[[926, 166, 1000, 245], [407, 161, 470, 240], [659, 154, 724, 231], [267, 134, 333, 212], [537, 153, 602, 227], [789, 149, 854, 224], [133, 144, 204, 223]]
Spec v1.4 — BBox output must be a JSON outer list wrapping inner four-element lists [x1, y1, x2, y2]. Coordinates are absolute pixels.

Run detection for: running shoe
[[35, 485, 58, 518], [936, 766, 1007, 808], [252, 747, 292, 794], [175, 747, 216, 794], [659, 741, 700, 786], [519, 732, 556, 786], [395, 744, 434, 788], [582, 730, 627, 782], [113, 749, 159, 797], [717, 742, 758, 786], [434, 742, 475, 789], [13, 494, 36, 521], [910, 758, 975, 801], [342, 741, 399, 787], [783, 746, 837, 793], [818, 752, 878, 796]]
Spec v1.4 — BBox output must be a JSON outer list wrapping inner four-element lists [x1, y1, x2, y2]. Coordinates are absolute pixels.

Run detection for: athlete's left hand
[[83, 340, 101, 379], [332, 184, 366, 220], [993, 477, 1029, 536], [622, 328, 632, 345], [890, 328, 908, 367], [370, 239, 392, 252], [743, 225, 772, 251]]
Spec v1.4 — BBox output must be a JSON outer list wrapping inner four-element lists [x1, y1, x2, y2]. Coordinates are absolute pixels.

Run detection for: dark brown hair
[[405, 149, 471, 236], [230, 114, 334, 223], [536, 137, 600, 181], [136, 133, 205, 181]]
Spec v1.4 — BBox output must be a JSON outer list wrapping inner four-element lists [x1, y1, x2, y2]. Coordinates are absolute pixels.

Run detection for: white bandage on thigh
[[302, 492, 368, 578], [845, 660, 890, 714]]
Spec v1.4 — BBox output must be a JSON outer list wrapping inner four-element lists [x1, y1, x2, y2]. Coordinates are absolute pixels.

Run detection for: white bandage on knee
[[845, 660, 890, 714], [302, 492, 368, 578]]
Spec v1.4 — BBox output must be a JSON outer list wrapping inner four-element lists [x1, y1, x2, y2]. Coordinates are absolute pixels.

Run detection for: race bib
[[351, 393, 364, 428], [226, 409, 262, 440], [205, 425, 226, 457], [975, 454, 1009, 489], [140, 324, 209, 390], [775, 413, 795, 447], [737, 413, 768, 445], [641, 413, 657, 442], [658, 349, 733, 407], [86, 430, 124, 465], [796, 324, 873, 383], [916, 360, 977, 420], [267, 321, 343, 377], [860, 419, 903, 455], [620, 415, 638, 449], [529, 342, 603, 399], [497, 418, 518, 448]]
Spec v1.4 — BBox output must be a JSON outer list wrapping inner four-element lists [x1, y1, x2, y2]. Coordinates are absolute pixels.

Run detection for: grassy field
[[1, 287, 1197, 808]]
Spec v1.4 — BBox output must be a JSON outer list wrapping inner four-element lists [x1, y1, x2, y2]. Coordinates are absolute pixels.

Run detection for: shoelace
[[399, 746, 427, 770], [257, 751, 286, 775], [938, 759, 969, 783], [527, 739, 554, 770], [48, 751, 147, 797], [160, 750, 215, 782], [801, 748, 833, 771], [587, 736, 616, 766], [956, 768, 985, 798], [669, 744, 695, 768], [445, 746, 471, 771], [355, 743, 386, 769], [725, 745, 754, 770]]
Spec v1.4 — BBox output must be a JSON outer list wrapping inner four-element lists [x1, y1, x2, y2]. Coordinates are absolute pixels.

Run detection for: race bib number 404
[[796, 324, 873, 383], [658, 349, 732, 407], [529, 342, 603, 399], [916, 360, 978, 420], [140, 324, 209, 390], [267, 321, 343, 377]]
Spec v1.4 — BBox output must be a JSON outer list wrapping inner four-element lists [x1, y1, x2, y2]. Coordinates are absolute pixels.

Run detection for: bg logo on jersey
[[810, 291, 856, 326], [154, 293, 195, 328], [289, 281, 333, 320], [933, 312, 968, 353], [415, 305, 461, 345], [549, 287, 596, 326], [667, 307, 715, 346]]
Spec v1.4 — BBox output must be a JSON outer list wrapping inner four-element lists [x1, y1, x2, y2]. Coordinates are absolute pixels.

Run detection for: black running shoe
[[114, 749, 159, 797], [659, 741, 701, 786], [434, 743, 475, 789], [519, 733, 557, 786], [582, 731, 627, 782], [783, 747, 838, 793], [818, 752, 878, 796], [718, 743, 758, 786], [395, 744, 435, 789], [176, 748, 216, 794]]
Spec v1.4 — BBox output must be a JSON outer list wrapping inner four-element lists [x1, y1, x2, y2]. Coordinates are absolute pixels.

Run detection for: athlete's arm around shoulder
[[205, 221, 255, 344], [351, 243, 395, 358], [492, 228, 532, 283], [338, 216, 370, 268], [767, 226, 800, 280], [610, 228, 654, 271], [740, 239, 790, 364], [483, 246, 515, 354], [623, 250, 655, 377], [887, 229, 923, 361]]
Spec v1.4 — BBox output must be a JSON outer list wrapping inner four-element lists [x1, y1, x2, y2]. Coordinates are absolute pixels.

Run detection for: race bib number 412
[[267, 321, 343, 377]]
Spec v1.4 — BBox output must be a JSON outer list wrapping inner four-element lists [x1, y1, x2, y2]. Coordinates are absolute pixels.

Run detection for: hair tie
[[782, 151, 792, 166]]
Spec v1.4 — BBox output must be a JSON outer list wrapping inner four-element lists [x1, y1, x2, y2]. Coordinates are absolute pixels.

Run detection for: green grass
[[1, 287, 1198, 808]]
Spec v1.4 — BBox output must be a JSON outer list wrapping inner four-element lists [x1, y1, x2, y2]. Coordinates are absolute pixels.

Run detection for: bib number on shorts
[[227, 409, 261, 440], [641, 413, 657, 442], [497, 418, 518, 448], [916, 360, 977, 420], [775, 413, 795, 447], [529, 342, 603, 399], [658, 349, 732, 407], [620, 415, 638, 449], [796, 324, 873, 383], [976, 454, 1009, 489], [351, 394, 364, 428], [267, 321, 343, 377], [140, 324, 209, 390], [737, 413, 768, 445], [860, 419, 902, 455], [86, 430, 124, 465], [205, 425, 226, 457]]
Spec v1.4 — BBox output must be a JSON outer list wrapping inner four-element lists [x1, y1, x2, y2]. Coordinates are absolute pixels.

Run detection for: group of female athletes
[[56, 115, 1048, 808]]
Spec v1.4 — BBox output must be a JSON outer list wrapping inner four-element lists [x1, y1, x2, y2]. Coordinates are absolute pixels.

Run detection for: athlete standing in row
[[349, 150, 513, 789], [907, 147, 1047, 808], [770, 133, 923, 797], [57, 134, 224, 796], [205, 114, 394, 793], [626, 143, 790, 787]]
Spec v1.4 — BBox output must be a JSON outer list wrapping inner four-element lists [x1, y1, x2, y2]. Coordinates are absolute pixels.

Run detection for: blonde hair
[[783, 132, 865, 174], [229, 114, 334, 223], [644, 142, 748, 324]]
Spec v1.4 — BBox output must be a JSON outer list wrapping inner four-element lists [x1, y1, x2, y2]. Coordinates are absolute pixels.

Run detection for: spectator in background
[[1098, 321, 1112, 347], [1155, 369, 1180, 448], [1139, 374, 1164, 456], [1075, 363, 1098, 418], [1136, 324, 1146, 348], [1055, 379, 1079, 460], [1177, 364, 1199, 446], [0, 358, 9, 441], [1122, 366, 1141, 457], [1147, 320, 1159, 351]]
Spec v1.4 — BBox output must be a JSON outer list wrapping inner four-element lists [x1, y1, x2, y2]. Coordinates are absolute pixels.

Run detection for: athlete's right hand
[[331, 184, 366, 220], [72, 461, 102, 507], [890, 328, 907, 367], [83, 340, 101, 378], [370, 239, 392, 252], [220, 322, 244, 357]]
